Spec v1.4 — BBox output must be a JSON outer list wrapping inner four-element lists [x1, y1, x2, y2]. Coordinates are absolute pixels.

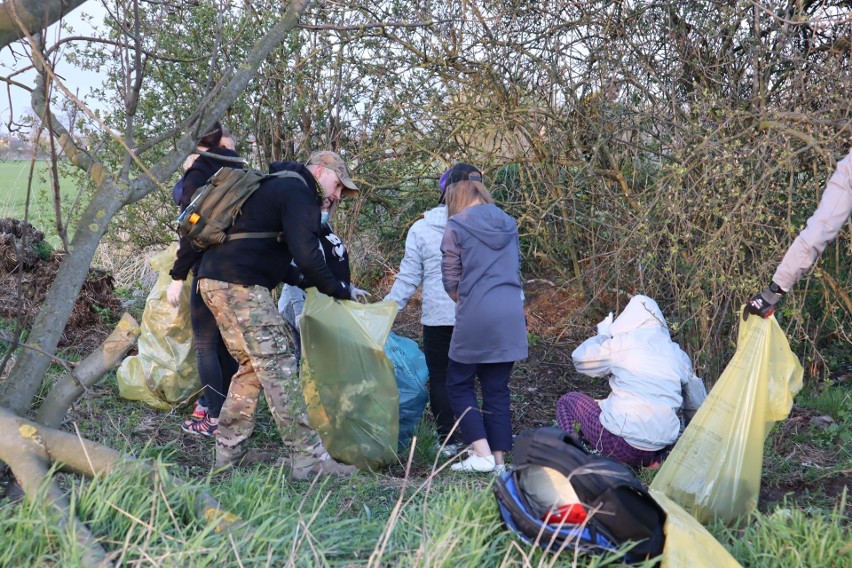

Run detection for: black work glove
[[332, 281, 353, 301], [282, 265, 306, 288], [742, 282, 785, 320]]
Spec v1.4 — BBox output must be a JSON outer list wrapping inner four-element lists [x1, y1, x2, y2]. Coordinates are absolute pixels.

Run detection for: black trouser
[[190, 272, 239, 418], [422, 325, 457, 442]]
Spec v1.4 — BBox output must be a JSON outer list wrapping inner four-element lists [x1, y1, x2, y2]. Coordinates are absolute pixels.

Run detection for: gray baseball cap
[[307, 150, 359, 196]]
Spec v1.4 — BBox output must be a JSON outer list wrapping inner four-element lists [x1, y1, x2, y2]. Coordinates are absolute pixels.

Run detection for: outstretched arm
[[773, 149, 852, 291], [384, 227, 424, 309], [744, 148, 852, 319]]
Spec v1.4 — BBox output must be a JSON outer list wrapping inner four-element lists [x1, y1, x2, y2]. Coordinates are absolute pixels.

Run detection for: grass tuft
[[719, 489, 849, 567]]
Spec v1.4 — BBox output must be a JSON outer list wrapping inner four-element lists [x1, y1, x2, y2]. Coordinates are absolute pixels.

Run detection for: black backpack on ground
[[493, 427, 666, 562], [176, 168, 307, 251]]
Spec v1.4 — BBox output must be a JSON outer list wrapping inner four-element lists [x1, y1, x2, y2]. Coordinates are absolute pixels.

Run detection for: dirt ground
[[1, 229, 847, 511], [0, 219, 123, 353]]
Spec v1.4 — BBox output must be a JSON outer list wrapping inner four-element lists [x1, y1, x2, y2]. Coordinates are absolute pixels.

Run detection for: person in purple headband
[[439, 163, 528, 473]]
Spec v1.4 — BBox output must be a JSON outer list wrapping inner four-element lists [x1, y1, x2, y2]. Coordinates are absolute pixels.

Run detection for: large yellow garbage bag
[[650, 314, 803, 524], [651, 490, 741, 568], [116, 244, 200, 410], [300, 288, 400, 471]]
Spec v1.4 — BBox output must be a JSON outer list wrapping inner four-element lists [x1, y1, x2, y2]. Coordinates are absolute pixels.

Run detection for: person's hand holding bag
[[742, 282, 785, 320], [167, 279, 184, 307], [350, 285, 370, 302]]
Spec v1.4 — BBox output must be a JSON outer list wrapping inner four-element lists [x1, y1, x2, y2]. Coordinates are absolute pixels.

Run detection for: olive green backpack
[[176, 167, 306, 251]]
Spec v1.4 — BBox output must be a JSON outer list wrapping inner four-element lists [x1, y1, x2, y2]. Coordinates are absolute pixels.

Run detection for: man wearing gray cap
[[196, 149, 362, 480]]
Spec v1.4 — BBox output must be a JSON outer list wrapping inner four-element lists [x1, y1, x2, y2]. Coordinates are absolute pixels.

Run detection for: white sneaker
[[451, 453, 496, 472], [492, 464, 508, 476]]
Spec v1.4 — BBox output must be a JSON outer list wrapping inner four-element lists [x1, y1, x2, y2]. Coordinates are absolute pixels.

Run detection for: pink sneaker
[[181, 415, 218, 437], [190, 401, 208, 421]]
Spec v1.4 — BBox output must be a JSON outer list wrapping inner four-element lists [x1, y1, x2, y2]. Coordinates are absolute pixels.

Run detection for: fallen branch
[[0, 413, 110, 566], [36, 313, 140, 428], [0, 406, 249, 564]]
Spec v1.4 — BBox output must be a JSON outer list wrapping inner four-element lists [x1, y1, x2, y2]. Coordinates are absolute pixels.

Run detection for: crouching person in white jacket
[[556, 295, 706, 467]]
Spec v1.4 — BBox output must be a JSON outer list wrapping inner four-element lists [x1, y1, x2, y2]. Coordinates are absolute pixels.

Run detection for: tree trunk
[[0, 0, 89, 50], [0, 176, 129, 415]]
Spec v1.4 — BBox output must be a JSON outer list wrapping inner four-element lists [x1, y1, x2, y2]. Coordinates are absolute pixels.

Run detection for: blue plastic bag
[[384, 332, 428, 450]]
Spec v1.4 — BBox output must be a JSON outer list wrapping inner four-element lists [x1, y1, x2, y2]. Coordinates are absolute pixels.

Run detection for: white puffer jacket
[[384, 205, 456, 326], [572, 295, 707, 451]]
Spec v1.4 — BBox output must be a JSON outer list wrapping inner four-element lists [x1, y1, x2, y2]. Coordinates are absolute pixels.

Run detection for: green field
[[0, 160, 78, 241]]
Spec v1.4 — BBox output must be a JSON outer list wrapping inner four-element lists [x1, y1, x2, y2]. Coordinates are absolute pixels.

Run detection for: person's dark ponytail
[[198, 121, 223, 148]]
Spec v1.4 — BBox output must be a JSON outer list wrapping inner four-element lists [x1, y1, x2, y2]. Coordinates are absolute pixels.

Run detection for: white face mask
[[320, 211, 330, 224]]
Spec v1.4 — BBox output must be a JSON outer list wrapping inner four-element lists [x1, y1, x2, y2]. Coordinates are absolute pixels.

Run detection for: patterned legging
[[556, 392, 663, 467]]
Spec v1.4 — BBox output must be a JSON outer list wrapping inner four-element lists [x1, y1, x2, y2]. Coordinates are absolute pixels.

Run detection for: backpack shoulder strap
[[222, 170, 309, 243], [267, 169, 309, 188]]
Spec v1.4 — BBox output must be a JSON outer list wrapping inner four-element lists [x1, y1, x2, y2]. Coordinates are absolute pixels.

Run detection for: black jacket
[[170, 147, 242, 281], [196, 162, 351, 299], [313, 221, 351, 284]]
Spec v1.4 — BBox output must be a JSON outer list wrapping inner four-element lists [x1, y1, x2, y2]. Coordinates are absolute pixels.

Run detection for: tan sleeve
[[772, 148, 852, 291]]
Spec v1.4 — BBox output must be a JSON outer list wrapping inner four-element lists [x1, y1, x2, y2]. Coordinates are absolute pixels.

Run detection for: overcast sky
[[0, 2, 108, 131]]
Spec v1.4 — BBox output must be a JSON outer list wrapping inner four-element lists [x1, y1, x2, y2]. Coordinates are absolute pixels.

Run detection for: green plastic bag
[[116, 244, 200, 410], [300, 288, 400, 471], [650, 314, 803, 524]]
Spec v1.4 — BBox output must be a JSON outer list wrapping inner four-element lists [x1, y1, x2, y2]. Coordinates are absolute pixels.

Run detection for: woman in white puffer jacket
[[557, 295, 706, 467]]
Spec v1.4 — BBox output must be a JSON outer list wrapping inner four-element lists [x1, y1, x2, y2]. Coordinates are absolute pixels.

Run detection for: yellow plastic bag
[[650, 490, 741, 568], [116, 244, 200, 410], [650, 314, 803, 524], [300, 288, 400, 471]]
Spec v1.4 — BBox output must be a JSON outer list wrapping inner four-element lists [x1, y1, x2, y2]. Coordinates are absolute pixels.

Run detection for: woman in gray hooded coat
[[440, 163, 528, 473]]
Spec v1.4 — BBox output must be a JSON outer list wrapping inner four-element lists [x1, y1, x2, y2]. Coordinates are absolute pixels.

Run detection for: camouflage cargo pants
[[198, 278, 322, 468]]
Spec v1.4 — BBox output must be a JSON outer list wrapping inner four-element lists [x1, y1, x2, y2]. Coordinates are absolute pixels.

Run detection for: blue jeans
[[190, 273, 238, 418], [446, 359, 514, 451]]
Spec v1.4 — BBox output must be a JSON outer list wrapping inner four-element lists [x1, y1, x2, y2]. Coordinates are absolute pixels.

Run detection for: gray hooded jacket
[[384, 205, 456, 326], [441, 203, 528, 364]]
